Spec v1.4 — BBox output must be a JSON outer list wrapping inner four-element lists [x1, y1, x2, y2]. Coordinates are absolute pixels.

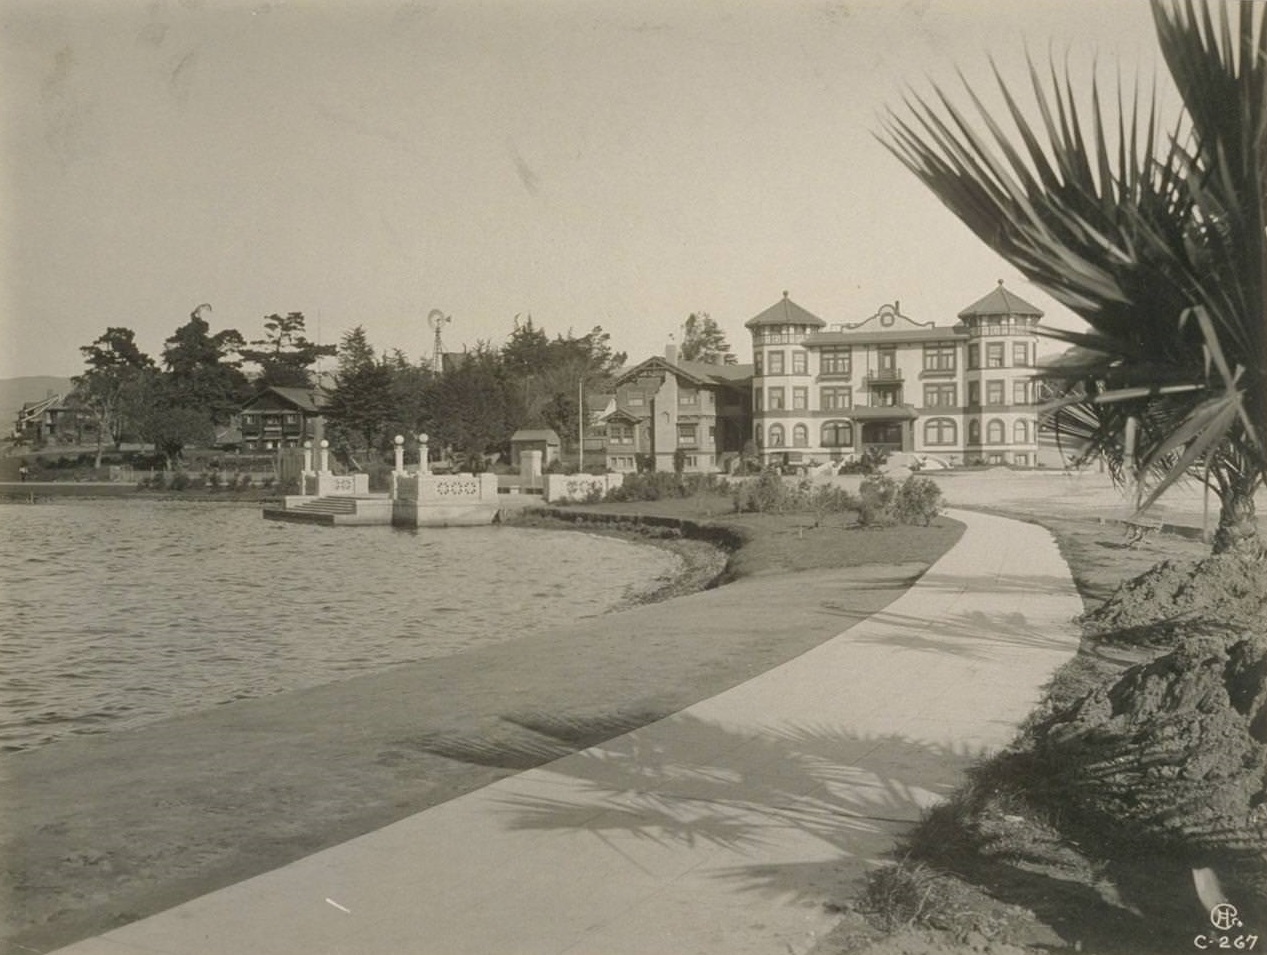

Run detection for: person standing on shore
[[18, 464, 28, 482]]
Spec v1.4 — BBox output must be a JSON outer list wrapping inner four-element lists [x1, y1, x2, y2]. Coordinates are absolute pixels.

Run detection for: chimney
[[665, 342, 678, 365]]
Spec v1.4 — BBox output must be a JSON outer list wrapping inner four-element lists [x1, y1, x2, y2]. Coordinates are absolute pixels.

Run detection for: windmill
[[427, 309, 452, 373]]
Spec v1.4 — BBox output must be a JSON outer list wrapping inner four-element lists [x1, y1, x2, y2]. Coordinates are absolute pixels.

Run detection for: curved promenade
[[51, 510, 1082, 955]]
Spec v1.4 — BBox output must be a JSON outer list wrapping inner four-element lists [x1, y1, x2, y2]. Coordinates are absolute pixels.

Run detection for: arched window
[[792, 423, 808, 447], [968, 419, 981, 444], [822, 420, 853, 447], [755, 424, 763, 447], [987, 419, 1005, 444], [768, 424, 785, 447], [923, 417, 956, 446], [1014, 419, 1030, 443]]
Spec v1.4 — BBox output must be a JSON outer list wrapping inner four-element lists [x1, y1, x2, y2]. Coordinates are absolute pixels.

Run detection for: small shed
[[510, 428, 561, 468]]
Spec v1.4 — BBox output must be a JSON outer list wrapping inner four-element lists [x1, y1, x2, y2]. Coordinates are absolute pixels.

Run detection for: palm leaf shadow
[[411, 709, 987, 903]]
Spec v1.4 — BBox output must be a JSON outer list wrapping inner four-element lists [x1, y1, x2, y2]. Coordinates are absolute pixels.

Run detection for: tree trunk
[[1213, 477, 1262, 555]]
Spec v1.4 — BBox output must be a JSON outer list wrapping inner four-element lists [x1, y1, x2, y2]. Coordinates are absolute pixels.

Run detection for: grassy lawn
[[521, 490, 965, 581]]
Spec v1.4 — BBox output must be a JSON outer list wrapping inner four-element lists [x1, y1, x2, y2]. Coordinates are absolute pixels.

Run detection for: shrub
[[808, 483, 859, 524], [858, 474, 899, 526], [207, 471, 222, 491], [732, 470, 790, 513], [894, 475, 943, 526], [237, 474, 253, 490], [169, 471, 191, 491], [261, 476, 276, 490], [858, 474, 944, 526]]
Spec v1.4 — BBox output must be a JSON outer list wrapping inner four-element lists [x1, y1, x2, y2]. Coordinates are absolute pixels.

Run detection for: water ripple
[[0, 500, 679, 753]]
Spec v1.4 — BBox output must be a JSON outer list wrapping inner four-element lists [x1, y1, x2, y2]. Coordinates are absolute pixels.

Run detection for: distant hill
[[1, 376, 74, 424]]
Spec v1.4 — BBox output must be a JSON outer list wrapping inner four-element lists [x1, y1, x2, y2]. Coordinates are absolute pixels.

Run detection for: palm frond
[[879, 0, 1266, 535]]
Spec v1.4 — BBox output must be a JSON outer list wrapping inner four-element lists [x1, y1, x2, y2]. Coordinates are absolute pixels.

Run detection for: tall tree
[[881, 0, 1265, 554], [125, 370, 215, 469], [680, 312, 735, 365], [427, 343, 517, 462], [325, 326, 395, 459], [382, 349, 435, 449], [161, 304, 249, 424], [239, 312, 336, 389], [70, 327, 155, 466]]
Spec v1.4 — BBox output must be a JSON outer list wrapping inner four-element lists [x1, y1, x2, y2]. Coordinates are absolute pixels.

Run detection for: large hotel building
[[746, 282, 1044, 467]]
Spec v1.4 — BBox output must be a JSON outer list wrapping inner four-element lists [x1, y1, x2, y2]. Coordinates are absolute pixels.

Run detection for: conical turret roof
[[957, 281, 1043, 319], [744, 291, 827, 329]]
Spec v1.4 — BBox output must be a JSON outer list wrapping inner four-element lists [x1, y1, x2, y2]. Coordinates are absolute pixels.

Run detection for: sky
[[1, 0, 1173, 381]]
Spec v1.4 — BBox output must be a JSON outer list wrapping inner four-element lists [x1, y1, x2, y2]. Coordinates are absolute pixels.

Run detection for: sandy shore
[[0, 513, 959, 955]]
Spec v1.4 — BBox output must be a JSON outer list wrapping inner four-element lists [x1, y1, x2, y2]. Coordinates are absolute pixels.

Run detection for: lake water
[[0, 500, 681, 753]]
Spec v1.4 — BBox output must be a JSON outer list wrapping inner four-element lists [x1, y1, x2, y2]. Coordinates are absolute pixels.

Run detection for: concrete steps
[[263, 496, 361, 525], [290, 497, 358, 515]]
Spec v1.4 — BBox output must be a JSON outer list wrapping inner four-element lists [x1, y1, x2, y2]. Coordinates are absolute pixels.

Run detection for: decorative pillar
[[302, 440, 314, 474], [417, 433, 430, 475], [393, 435, 406, 473], [318, 439, 330, 474]]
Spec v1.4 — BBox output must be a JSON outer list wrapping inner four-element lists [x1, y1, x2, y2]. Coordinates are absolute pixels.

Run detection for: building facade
[[746, 284, 1043, 467], [237, 386, 329, 451], [600, 345, 753, 473]]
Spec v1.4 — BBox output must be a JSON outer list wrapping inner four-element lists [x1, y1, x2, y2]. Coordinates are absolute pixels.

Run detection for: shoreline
[[1, 501, 962, 955]]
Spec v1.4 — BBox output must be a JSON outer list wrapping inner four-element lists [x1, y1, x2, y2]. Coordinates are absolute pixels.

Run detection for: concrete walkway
[[50, 510, 1083, 955]]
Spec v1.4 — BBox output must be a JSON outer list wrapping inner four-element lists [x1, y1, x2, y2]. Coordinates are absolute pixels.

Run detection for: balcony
[[863, 368, 904, 385]]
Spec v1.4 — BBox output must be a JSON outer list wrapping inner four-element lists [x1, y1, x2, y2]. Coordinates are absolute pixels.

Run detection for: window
[[923, 343, 956, 372], [967, 381, 980, 406], [987, 419, 1005, 444], [678, 388, 697, 405], [242, 414, 255, 425], [627, 393, 645, 407], [754, 388, 763, 412], [767, 351, 785, 375], [924, 418, 957, 446], [754, 352, 764, 376], [923, 383, 956, 407], [1014, 419, 1030, 443], [755, 424, 763, 447], [986, 380, 1005, 406], [968, 419, 982, 444], [821, 421, 854, 447], [793, 424, 808, 447], [1013, 380, 1029, 405], [872, 388, 899, 407], [792, 351, 807, 374], [768, 387, 785, 410], [284, 413, 299, 424], [967, 343, 980, 370], [986, 343, 1005, 368], [821, 387, 852, 410], [609, 423, 634, 444], [1014, 453, 1029, 466], [1012, 342, 1029, 367], [820, 346, 851, 376], [708, 425, 716, 441], [768, 424, 785, 447], [792, 386, 808, 410], [877, 346, 897, 371]]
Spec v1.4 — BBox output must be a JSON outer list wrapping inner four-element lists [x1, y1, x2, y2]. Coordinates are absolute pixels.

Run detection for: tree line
[[68, 307, 735, 470]]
